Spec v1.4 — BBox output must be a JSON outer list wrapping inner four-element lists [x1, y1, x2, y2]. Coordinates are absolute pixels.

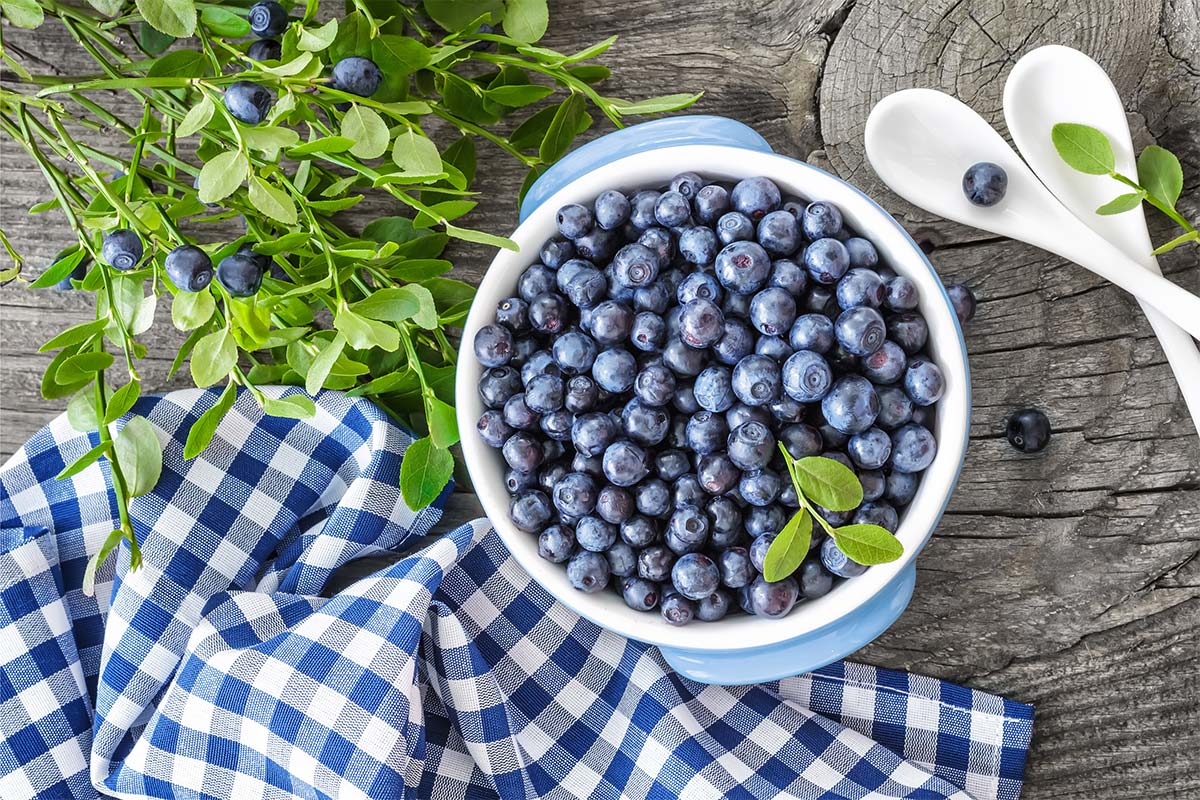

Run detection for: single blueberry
[[715, 240, 771, 295], [685, 410, 729, 455], [859, 469, 886, 502], [494, 297, 530, 333], [216, 252, 264, 297], [739, 468, 781, 507], [629, 311, 667, 353], [749, 534, 774, 572], [247, 38, 282, 62], [696, 589, 732, 621], [621, 577, 660, 611], [248, 1, 289, 37], [836, 268, 886, 309], [803, 238, 851, 285], [671, 381, 701, 415], [717, 547, 754, 588], [844, 237, 879, 269], [693, 366, 736, 413], [521, 350, 558, 385], [661, 593, 696, 625], [1006, 408, 1052, 453], [662, 337, 707, 377], [621, 398, 670, 446], [541, 410, 573, 441], [509, 489, 553, 532], [478, 367, 521, 410], [885, 276, 920, 311], [769, 397, 805, 424], [679, 298, 725, 349], [638, 545, 675, 582], [731, 354, 782, 407], [835, 306, 887, 356], [503, 393, 538, 430], [769, 258, 808, 297], [567, 550, 610, 593], [745, 505, 786, 538], [731, 176, 782, 220], [781, 350, 833, 403], [678, 226, 720, 265], [727, 421, 776, 470], [502, 431, 543, 473], [674, 474, 706, 509], [165, 244, 214, 292], [963, 162, 1008, 206], [821, 375, 880, 434], [887, 311, 929, 355], [885, 469, 920, 506], [332, 57, 382, 98], [556, 203, 594, 239], [633, 362, 676, 407], [820, 536, 866, 578], [854, 500, 899, 532], [619, 516, 655, 549], [101, 229, 143, 271], [708, 497, 744, 547], [654, 190, 691, 227], [677, 271, 723, 304], [635, 478, 672, 518], [861, 341, 907, 385], [474, 324, 514, 367], [593, 190, 631, 230], [749, 287, 797, 336], [697, 452, 740, 495], [572, 412, 617, 456], [847, 427, 892, 470], [672, 552, 720, 600], [798, 558, 834, 599], [748, 575, 799, 618], [518, 265, 556, 301], [716, 211, 756, 245], [573, 227, 621, 263], [628, 190, 661, 230], [757, 210, 801, 256], [891, 423, 937, 472], [527, 293, 570, 335], [552, 472, 597, 517], [653, 450, 689, 483], [789, 313, 835, 353], [611, 243, 660, 289], [592, 348, 637, 393], [564, 375, 599, 413], [946, 283, 977, 324], [540, 237, 574, 269], [575, 516, 618, 552], [538, 525, 575, 563], [670, 171, 704, 198], [602, 439, 650, 486], [594, 485, 634, 526], [802, 201, 844, 240], [476, 409, 512, 448], [693, 183, 730, 224], [224, 80, 274, 125], [524, 373, 564, 414], [667, 505, 710, 554], [712, 318, 756, 366]]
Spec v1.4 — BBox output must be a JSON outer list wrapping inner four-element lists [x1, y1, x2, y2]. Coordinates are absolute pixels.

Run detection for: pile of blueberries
[[474, 173, 976, 625]]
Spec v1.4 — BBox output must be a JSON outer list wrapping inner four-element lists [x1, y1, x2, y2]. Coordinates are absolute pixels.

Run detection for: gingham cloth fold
[[1, 387, 1033, 800]]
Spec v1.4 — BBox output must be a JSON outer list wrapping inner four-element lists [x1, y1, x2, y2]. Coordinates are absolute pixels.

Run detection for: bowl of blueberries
[[456, 115, 972, 684]]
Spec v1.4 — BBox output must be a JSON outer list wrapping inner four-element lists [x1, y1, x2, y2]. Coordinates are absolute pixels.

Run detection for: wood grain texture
[[2, 2, 1198, 796]]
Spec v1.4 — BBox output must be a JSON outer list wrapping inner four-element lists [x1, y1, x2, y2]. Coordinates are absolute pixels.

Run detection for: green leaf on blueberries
[[341, 105, 389, 160], [792, 455, 863, 512], [763, 508, 812, 582], [136, 0, 197, 38], [1137, 145, 1184, 208], [198, 151, 247, 204], [831, 524, 903, 566], [261, 393, 317, 419], [1096, 191, 1145, 215], [183, 381, 236, 459], [392, 128, 443, 177], [249, 176, 298, 225], [190, 327, 237, 387], [503, 0, 549, 43], [399, 435, 453, 509], [105, 380, 141, 424], [31, 248, 87, 289], [113, 416, 162, 497], [371, 34, 431, 74], [1051, 122, 1115, 175], [147, 48, 207, 78]]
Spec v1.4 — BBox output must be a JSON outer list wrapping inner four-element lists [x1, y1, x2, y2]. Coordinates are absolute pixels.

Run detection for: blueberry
[[769, 258, 808, 297], [672, 552, 720, 600], [798, 558, 834, 599], [592, 348, 637, 393], [572, 452, 603, 477], [667, 505, 710, 554], [847, 427, 892, 470], [727, 403, 771, 431], [248, 1, 288, 37], [821, 375, 880, 434], [904, 358, 944, 406], [638, 227, 674, 266], [52, 251, 88, 290], [804, 238, 850, 285], [820, 536, 866, 578], [602, 439, 650, 486], [589, 486, 631, 527], [495, 297, 530, 333], [562, 265, 608, 309], [670, 171, 704, 199], [768, 397, 805, 424], [679, 298, 725, 348], [749, 287, 797, 336], [521, 350, 558, 385], [677, 271, 723, 304], [685, 410, 728, 455], [679, 226, 720, 265], [538, 525, 575, 563], [739, 468, 781, 507], [214, 252, 263, 297], [671, 381, 701, 415], [712, 318, 756, 365], [716, 211, 756, 245], [891, 423, 937, 471], [885, 469, 920, 506], [693, 366, 736, 412], [732, 354, 782, 406], [745, 505, 786, 537], [628, 190, 661, 230], [567, 550, 610, 592], [101, 229, 143, 271], [946, 283, 977, 325], [476, 409, 512, 447], [564, 375, 599, 413], [859, 469, 886, 502], [630, 312, 667, 352], [835, 306, 887, 356], [638, 545, 675, 582], [887, 311, 928, 355], [748, 575, 799, 618], [552, 472, 596, 517], [662, 337, 706, 377], [649, 451, 686, 484], [708, 497, 744, 547], [757, 210, 801, 256], [621, 577, 660, 611], [885, 276, 919, 311], [555, 203, 594, 239], [731, 176, 781, 220], [803, 284, 838, 316], [694, 184, 730, 224], [224, 80, 274, 125], [611, 243, 660, 290], [502, 431, 543, 473], [539, 462, 569, 493], [519, 265, 556, 301], [540, 237, 575, 268], [836, 268, 885, 309], [697, 452, 740, 494], [572, 412, 617, 456], [861, 341, 907, 385], [164, 244, 214, 292], [654, 190, 691, 227], [789, 313, 835, 353], [634, 478, 672, 518], [547, 332, 595, 376], [749, 534, 774, 572], [510, 489, 553, 532], [854, 500, 899, 532], [715, 240, 771, 295], [332, 57, 382, 98], [247, 38, 282, 62], [717, 547, 754, 588], [592, 189, 630, 230], [727, 420, 776, 470], [844, 237, 879, 269], [1006, 408, 1051, 453], [474, 324, 514, 367], [802, 201, 843, 240], [621, 398, 670, 446], [503, 393, 538, 430], [633, 362, 676, 407], [575, 516, 617, 552], [963, 162, 1008, 206], [819, 423, 850, 450], [696, 589, 732, 621], [660, 593, 696, 625], [528, 293, 570, 334], [619, 516, 656, 548]]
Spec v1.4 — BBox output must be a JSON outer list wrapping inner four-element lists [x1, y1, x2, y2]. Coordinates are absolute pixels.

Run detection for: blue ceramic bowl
[[456, 116, 971, 684]]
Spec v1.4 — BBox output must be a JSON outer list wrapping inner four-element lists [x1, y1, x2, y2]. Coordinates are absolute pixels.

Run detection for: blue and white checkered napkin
[[1, 387, 1033, 800]]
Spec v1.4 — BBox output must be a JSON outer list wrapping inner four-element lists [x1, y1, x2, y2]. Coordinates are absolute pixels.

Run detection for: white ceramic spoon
[[863, 89, 1200, 340], [1003, 44, 1200, 429]]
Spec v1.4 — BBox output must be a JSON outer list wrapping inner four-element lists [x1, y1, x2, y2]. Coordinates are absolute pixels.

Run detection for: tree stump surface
[[2, 2, 1198, 796]]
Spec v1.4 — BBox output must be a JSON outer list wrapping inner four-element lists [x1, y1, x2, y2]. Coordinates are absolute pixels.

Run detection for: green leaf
[[305, 334, 345, 394], [399, 435, 453, 509], [147, 49, 207, 78], [39, 317, 107, 351], [82, 527, 128, 595], [248, 177, 298, 225], [364, 216, 424, 244], [423, 0, 501, 33], [31, 249, 86, 289], [792, 455, 863, 511], [289, 136, 355, 155], [171, 289, 215, 330], [414, 200, 477, 227], [114, 416, 162, 497], [56, 440, 111, 480], [68, 390, 100, 433], [2, 0, 43, 28], [831, 524, 903, 566], [444, 223, 518, 251], [334, 308, 400, 351], [138, 21, 175, 55], [87, 0, 124, 15], [386, 259, 452, 281], [371, 34, 431, 73], [608, 92, 703, 116], [260, 51, 314, 77], [352, 285, 438, 327], [391, 128, 443, 176], [1137, 145, 1184, 208], [1051, 122, 1115, 176], [762, 509, 812, 582], [261, 394, 317, 418], [503, 0, 548, 43], [298, 18, 338, 52], [422, 277, 476, 311], [442, 136, 477, 184], [58, 352, 115, 384], [540, 93, 586, 163], [184, 382, 236, 458], [341, 105, 389, 160], [1095, 191, 1146, 215], [487, 84, 555, 107], [242, 126, 301, 158], [564, 35, 617, 64], [255, 231, 311, 255], [136, 0, 197, 38], [567, 65, 611, 84], [105, 380, 142, 424], [424, 393, 459, 448], [197, 150, 247, 204], [190, 327, 237, 387], [199, 5, 249, 37], [329, 10, 370, 62], [177, 94, 214, 138], [1151, 230, 1199, 255]]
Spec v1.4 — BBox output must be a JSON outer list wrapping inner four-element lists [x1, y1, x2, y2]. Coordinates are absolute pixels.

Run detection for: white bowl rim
[[456, 144, 970, 653]]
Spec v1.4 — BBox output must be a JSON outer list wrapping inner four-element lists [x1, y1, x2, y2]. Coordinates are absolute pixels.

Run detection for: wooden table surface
[[2, 2, 1198, 797]]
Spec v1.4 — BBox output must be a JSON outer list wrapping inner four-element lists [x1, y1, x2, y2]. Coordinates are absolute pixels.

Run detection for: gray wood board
[[2, 2, 1198, 796]]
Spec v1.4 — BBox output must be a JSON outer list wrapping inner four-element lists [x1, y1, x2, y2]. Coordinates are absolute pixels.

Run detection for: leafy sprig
[[1051, 122, 1197, 255], [0, 0, 701, 584], [762, 445, 903, 582]]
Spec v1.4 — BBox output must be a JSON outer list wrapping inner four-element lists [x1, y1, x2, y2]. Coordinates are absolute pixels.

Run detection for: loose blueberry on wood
[[1006, 408, 1051, 453]]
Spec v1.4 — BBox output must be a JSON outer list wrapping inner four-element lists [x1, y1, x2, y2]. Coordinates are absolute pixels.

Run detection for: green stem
[[1112, 172, 1197, 233]]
